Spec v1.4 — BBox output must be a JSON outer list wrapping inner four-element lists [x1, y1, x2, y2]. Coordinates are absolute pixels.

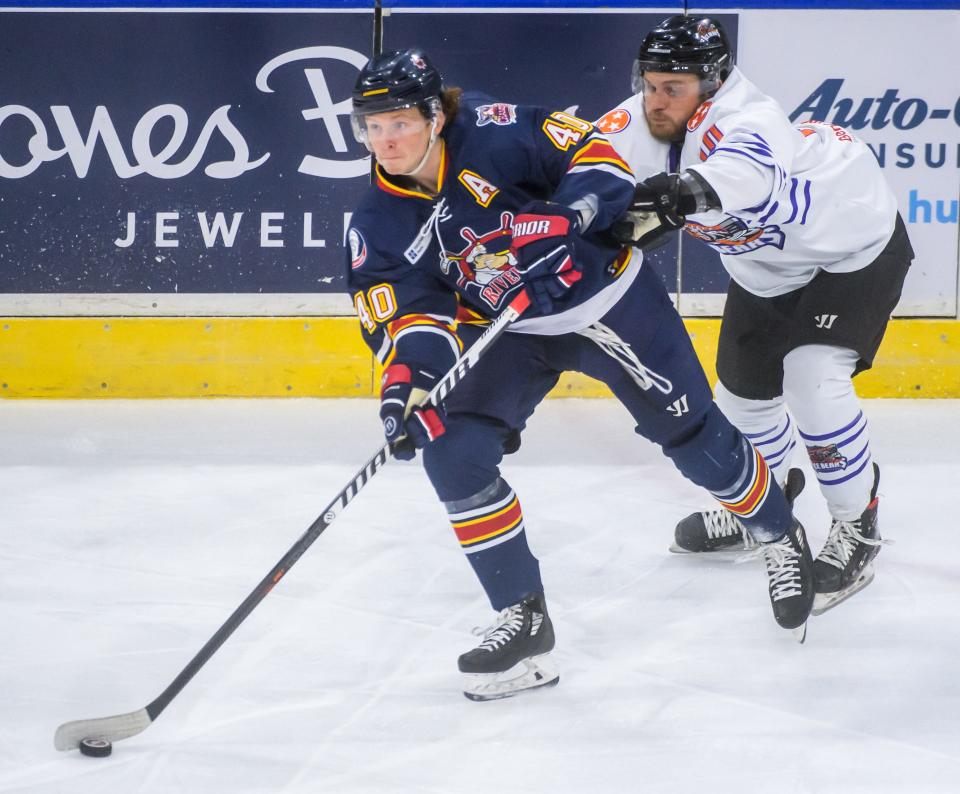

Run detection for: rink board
[[0, 317, 956, 398]]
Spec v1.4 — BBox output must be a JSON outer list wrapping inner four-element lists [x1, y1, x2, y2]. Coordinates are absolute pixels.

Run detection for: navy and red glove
[[379, 364, 446, 461], [509, 201, 583, 315]]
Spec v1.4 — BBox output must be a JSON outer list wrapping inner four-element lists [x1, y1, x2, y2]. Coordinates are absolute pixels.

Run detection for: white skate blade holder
[[463, 654, 559, 702], [812, 564, 876, 616]]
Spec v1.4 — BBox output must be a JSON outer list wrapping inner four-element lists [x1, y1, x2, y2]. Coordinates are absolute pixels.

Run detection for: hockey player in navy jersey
[[600, 16, 913, 615], [346, 48, 815, 701]]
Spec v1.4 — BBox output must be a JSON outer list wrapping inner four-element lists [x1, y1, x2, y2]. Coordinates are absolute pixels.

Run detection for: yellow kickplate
[[0, 317, 956, 399]]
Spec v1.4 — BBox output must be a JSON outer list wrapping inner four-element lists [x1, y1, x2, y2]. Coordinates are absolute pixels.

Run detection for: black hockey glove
[[509, 201, 583, 316], [610, 171, 718, 249], [379, 364, 445, 461]]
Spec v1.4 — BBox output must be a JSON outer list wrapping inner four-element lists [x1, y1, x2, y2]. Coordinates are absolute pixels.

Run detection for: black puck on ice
[[79, 738, 112, 758]]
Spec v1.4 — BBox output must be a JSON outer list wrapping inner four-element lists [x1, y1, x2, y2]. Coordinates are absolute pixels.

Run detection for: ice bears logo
[[442, 212, 522, 310], [807, 444, 848, 473], [348, 228, 367, 269], [476, 103, 518, 127], [685, 217, 786, 255]]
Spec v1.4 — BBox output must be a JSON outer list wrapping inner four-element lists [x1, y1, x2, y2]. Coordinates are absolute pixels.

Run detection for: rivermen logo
[[684, 217, 786, 255], [442, 212, 522, 310]]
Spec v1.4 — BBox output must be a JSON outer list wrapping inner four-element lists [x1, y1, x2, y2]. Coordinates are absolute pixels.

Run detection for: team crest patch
[[476, 103, 517, 127], [807, 444, 848, 473], [596, 108, 631, 134], [348, 228, 367, 270], [687, 101, 713, 132], [684, 217, 786, 256], [440, 212, 522, 311]]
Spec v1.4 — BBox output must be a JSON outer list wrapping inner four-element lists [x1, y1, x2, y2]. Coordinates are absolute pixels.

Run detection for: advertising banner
[[737, 8, 960, 316], [0, 10, 373, 314], [1, 7, 955, 317]]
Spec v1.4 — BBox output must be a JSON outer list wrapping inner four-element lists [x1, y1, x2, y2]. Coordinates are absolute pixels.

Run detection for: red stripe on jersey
[[569, 139, 632, 172], [386, 314, 456, 338]]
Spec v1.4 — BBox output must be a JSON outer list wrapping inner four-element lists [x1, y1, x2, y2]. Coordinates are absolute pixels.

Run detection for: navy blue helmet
[[351, 49, 444, 144]]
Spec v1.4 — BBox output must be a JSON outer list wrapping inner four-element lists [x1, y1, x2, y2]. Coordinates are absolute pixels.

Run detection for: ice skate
[[755, 519, 815, 641], [458, 593, 558, 701], [672, 468, 805, 554], [813, 464, 884, 616]]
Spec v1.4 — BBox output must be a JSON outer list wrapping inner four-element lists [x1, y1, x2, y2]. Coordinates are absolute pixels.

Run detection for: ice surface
[[1, 398, 958, 793]]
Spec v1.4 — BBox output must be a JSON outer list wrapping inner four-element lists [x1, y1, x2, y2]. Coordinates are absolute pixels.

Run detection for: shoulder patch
[[596, 108, 632, 135], [687, 101, 713, 132], [475, 103, 517, 127], [348, 228, 367, 270]]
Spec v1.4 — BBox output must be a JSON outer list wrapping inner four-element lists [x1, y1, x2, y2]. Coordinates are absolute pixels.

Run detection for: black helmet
[[632, 16, 733, 94], [351, 48, 443, 143]]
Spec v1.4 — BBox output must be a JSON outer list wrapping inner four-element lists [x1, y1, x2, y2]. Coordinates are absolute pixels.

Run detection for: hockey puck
[[78, 738, 112, 758]]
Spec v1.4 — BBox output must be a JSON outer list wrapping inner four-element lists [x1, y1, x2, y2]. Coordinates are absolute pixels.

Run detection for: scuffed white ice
[[1, 398, 958, 793]]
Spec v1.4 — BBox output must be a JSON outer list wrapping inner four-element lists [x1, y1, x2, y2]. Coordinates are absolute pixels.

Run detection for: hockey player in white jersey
[[600, 15, 913, 615]]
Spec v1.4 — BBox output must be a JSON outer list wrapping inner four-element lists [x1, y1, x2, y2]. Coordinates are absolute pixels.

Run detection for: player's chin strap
[[577, 321, 674, 394], [399, 116, 443, 177]]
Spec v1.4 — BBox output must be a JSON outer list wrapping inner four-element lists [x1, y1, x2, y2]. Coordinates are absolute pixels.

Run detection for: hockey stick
[[54, 290, 531, 752]]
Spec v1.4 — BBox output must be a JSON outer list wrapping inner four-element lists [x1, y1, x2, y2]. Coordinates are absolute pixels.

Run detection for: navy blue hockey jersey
[[346, 93, 637, 375]]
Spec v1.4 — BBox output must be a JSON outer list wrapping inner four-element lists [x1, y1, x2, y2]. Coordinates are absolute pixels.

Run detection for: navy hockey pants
[[422, 262, 793, 610]]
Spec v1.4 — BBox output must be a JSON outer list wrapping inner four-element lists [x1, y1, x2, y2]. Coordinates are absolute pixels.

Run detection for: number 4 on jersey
[[541, 112, 592, 151]]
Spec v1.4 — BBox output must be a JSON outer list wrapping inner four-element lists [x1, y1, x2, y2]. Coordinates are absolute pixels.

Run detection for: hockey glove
[[610, 171, 718, 249], [509, 201, 583, 316], [379, 364, 446, 461]]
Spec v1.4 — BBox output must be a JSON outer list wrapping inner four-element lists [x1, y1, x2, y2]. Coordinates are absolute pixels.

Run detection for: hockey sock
[[421, 415, 542, 610], [784, 345, 874, 520], [663, 404, 793, 542], [715, 383, 797, 487], [445, 478, 542, 611]]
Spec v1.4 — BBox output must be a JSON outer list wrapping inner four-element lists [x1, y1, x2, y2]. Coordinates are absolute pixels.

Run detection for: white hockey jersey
[[599, 68, 898, 297]]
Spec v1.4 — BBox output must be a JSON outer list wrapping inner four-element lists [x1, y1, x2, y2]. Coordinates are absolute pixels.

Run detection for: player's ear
[[434, 110, 447, 135]]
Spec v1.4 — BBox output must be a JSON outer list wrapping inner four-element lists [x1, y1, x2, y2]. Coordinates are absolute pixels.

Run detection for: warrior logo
[[666, 394, 690, 417], [815, 314, 839, 329], [475, 103, 518, 127], [443, 212, 522, 310], [807, 443, 848, 473], [685, 217, 786, 255]]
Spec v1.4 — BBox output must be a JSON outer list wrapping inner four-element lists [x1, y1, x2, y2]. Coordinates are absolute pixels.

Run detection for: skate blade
[[792, 622, 807, 644], [812, 565, 876, 616], [463, 654, 559, 702], [668, 542, 753, 556]]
